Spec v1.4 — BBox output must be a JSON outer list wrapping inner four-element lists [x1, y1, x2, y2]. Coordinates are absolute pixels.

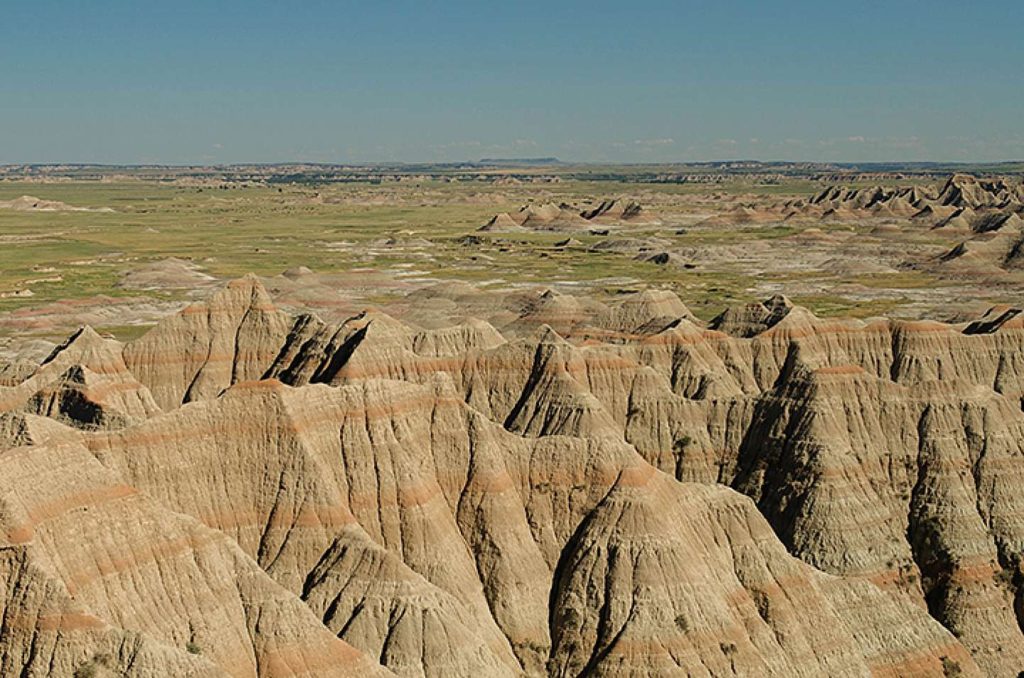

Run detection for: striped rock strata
[[5, 276, 1024, 675]]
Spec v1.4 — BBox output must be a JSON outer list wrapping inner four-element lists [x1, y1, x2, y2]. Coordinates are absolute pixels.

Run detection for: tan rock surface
[[6, 276, 1024, 675], [0, 440, 390, 677]]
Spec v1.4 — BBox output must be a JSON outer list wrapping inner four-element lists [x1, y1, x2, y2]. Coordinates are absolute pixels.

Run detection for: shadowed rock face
[[480, 199, 649, 233], [10, 275, 1024, 676], [786, 174, 1024, 275]]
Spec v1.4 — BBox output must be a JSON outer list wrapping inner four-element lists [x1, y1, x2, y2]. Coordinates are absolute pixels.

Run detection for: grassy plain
[[0, 174, 991, 344]]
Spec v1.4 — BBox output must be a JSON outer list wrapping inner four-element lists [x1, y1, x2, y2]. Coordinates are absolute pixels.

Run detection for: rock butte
[[481, 198, 648, 233], [6, 273, 1024, 676]]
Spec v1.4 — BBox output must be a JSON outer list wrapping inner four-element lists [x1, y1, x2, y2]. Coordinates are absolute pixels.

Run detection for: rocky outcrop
[[715, 174, 1024, 232], [77, 373, 977, 676], [0, 326, 160, 429], [0, 439, 389, 677], [123, 274, 292, 409], [579, 199, 644, 223], [550, 470, 976, 677], [479, 199, 649, 232], [7, 276, 1024, 675]]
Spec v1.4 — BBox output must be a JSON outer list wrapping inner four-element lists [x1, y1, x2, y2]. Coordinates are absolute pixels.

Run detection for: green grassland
[[0, 177, 960, 341]]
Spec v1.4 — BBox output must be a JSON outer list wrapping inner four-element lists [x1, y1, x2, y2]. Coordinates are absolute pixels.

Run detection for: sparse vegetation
[[73, 652, 112, 678], [941, 656, 963, 677], [2, 167, 1014, 348], [675, 435, 694, 451]]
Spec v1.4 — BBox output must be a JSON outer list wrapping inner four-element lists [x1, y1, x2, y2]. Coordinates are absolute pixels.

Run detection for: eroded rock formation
[[5, 275, 1024, 676]]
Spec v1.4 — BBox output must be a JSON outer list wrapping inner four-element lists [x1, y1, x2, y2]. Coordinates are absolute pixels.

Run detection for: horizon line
[[3, 159, 1024, 169]]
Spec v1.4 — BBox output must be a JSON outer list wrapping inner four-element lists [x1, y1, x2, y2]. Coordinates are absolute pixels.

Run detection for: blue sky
[[2, 0, 1021, 164]]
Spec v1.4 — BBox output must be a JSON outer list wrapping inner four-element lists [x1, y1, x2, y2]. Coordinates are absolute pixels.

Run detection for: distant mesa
[[477, 157, 562, 166]]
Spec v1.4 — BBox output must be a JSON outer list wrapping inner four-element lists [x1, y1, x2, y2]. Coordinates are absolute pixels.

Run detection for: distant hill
[[477, 157, 562, 166]]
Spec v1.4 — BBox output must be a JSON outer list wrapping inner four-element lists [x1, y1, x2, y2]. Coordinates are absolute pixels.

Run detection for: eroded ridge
[[6, 275, 1024, 676]]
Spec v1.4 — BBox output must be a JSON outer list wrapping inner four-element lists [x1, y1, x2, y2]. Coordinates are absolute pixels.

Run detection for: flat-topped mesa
[[0, 194, 115, 212]]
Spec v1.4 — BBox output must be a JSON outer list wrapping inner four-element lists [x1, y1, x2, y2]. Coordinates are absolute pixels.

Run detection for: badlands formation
[[480, 199, 647, 232], [5, 170, 1024, 677], [5, 270, 1024, 677]]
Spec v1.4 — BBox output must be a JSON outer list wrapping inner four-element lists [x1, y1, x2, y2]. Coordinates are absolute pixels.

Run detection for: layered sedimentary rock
[[710, 174, 1024, 235], [123, 274, 292, 409], [0, 326, 161, 428], [7, 275, 1024, 675], [480, 199, 649, 232], [0, 439, 389, 677]]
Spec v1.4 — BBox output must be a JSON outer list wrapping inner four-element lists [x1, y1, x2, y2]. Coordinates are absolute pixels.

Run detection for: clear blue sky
[[2, 0, 1021, 164]]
